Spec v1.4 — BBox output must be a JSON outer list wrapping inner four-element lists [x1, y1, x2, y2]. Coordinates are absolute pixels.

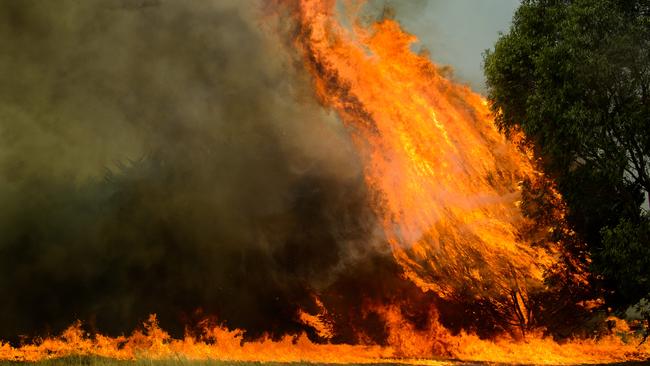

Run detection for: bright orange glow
[[1, 0, 649, 364], [1, 314, 648, 364], [292, 0, 559, 303], [0, 315, 391, 363]]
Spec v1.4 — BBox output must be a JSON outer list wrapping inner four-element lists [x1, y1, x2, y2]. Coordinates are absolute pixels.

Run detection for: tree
[[595, 214, 650, 341], [595, 215, 650, 306], [484, 0, 650, 315]]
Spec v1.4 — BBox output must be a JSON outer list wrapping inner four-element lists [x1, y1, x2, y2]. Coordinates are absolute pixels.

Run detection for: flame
[[0, 315, 390, 363], [1, 0, 649, 364], [1, 314, 648, 364], [298, 297, 334, 340], [290, 0, 558, 304]]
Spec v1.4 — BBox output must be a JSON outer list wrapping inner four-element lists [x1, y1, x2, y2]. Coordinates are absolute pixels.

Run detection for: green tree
[[484, 0, 650, 314], [595, 214, 650, 341], [596, 215, 650, 305]]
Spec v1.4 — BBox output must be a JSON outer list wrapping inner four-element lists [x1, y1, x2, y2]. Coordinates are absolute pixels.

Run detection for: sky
[[390, 0, 521, 93]]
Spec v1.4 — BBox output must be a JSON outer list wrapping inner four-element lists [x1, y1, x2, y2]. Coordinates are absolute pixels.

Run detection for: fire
[[292, 0, 558, 302], [286, 0, 587, 334], [298, 297, 334, 340], [0, 315, 390, 363], [1, 314, 648, 364], [1, 0, 649, 364]]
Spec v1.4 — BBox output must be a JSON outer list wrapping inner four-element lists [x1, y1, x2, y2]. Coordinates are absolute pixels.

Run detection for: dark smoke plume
[[0, 0, 548, 346], [0, 0, 404, 341]]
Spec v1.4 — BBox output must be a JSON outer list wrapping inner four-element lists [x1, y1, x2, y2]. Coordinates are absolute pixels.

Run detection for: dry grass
[[1, 358, 275, 366], [1, 356, 648, 366], [0, 357, 405, 366]]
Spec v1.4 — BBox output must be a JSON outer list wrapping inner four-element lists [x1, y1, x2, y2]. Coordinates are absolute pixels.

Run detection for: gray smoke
[[0, 0, 389, 340]]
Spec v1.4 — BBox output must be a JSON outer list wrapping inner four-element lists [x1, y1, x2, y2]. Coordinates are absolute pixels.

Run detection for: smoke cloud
[[0, 0, 397, 341]]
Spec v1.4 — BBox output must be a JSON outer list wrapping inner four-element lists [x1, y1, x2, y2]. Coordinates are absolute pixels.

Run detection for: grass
[[0, 357, 310, 366], [0, 357, 416, 366], [1, 356, 649, 366]]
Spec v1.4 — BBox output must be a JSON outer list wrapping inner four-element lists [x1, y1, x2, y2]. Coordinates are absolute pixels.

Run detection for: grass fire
[[0, 0, 649, 365]]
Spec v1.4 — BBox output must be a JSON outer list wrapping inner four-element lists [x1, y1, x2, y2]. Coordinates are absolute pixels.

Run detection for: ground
[[1, 357, 649, 366]]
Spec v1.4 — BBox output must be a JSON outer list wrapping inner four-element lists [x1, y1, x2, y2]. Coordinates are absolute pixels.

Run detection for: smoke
[[0, 0, 548, 346], [0, 0, 398, 341]]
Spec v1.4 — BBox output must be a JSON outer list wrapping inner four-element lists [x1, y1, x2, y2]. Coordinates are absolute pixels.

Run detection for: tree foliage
[[595, 214, 650, 306], [484, 0, 650, 312]]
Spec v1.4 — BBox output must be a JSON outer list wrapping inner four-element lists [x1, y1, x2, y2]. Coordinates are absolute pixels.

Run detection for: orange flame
[[1, 313, 648, 364], [1, 0, 649, 364], [291, 0, 559, 304]]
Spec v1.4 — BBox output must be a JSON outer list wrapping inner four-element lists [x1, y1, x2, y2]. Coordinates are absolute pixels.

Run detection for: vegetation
[[0, 358, 298, 366], [484, 0, 650, 321], [3, 357, 313, 366], [1, 357, 648, 366], [0, 358, 428, 366]]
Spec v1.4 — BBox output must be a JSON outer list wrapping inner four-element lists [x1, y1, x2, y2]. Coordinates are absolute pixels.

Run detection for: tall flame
[[291, 0, 560, 308], [1, 0, 649, 364]]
